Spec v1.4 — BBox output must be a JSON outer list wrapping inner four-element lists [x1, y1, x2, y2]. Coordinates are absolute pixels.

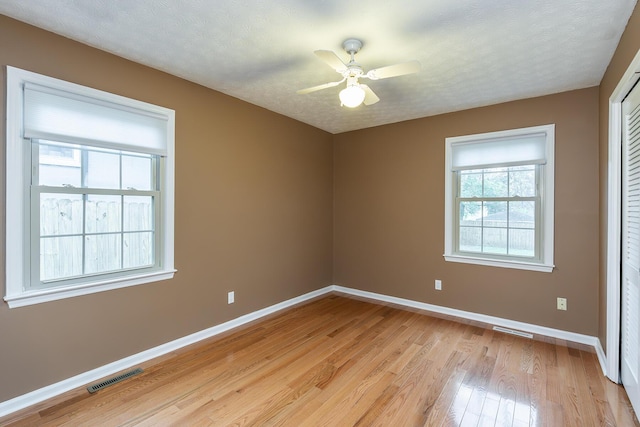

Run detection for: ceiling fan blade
[[314, 50, 347, 72], [297, 79, 344, 95], [366, 60, 421, 80], [361, 84, 380, 106]]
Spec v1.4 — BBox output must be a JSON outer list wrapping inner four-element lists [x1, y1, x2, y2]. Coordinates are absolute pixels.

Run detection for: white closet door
[[622, 80, 640, 417]]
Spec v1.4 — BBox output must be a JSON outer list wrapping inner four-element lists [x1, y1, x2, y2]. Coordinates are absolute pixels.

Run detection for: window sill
[[3, 269, 176, 308], [443, 254, 554, 273]]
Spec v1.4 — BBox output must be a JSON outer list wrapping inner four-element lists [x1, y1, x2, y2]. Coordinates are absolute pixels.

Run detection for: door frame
[[607, 48, 640, 383]]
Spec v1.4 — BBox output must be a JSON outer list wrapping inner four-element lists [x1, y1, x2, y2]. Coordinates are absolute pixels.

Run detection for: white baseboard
[[594, 338, 609, 379], [0, 286, 333, 418], [0, 284, 608, 418]]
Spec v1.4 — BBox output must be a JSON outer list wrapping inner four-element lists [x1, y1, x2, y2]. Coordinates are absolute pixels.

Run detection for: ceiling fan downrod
[[342, 38, 362, 64]]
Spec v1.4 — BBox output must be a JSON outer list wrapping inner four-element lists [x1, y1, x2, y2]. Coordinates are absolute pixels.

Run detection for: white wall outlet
[[228, 291, 235, 304], [435, 279, 442, 291], [557, 297, 567, 311]]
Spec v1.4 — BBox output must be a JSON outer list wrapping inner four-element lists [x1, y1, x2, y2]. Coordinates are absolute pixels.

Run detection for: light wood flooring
[[2, 294, 639, 426]]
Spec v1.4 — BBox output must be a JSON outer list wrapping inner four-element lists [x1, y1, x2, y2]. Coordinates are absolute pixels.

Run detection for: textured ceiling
[[0, 0, 637, 134]]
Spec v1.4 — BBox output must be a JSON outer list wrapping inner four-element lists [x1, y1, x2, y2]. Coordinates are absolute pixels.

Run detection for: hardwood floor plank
[[477, 394, 500, 426], [528, 338, 548, 427], [394, 334, 467, 424], [580, 351, 619, 427], [416, 353, 468, 426], [513, 371, 532, 426], [361, 353, 432, 425], [295, 312, 412, 424], [602, 377, 640, 427], [442, 379, 474, 426], [569, 348, 598, 426], [459, 354, 496, 422], [2, 294, 638, 426], [352, 383, 400, 426]]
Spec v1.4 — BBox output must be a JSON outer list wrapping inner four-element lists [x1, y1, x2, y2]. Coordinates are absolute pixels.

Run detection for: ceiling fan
[[297, 38, 421, 108]]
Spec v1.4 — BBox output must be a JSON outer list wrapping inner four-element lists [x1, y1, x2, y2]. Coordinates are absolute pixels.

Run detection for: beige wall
[[334, 87, 600, 335], [598, 3, 640, 353], [0, 16, 334, 402]]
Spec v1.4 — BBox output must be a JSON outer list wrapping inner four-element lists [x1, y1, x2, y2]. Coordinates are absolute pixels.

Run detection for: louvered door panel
[[621, 82, 640, 417], [625, 275, 639, 380]]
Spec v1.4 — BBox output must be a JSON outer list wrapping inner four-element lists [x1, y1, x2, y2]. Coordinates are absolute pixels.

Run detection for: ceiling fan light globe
[[339, 85, 365, 108]]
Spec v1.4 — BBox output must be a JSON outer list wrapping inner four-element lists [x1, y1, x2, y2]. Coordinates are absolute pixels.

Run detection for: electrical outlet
[[557, 297, 567, 311], [435, 279, 442, 291], [228, 291, 235, 304]]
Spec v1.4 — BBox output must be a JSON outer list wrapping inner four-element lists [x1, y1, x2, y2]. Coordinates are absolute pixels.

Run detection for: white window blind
[[24, 83, 169, 155], [450, 133, 548, 171]]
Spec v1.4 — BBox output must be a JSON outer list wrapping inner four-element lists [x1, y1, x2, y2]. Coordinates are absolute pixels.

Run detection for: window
[[35, 141, 158, 283], [5, 66, 175, 308], [444, 125, 554, 272]]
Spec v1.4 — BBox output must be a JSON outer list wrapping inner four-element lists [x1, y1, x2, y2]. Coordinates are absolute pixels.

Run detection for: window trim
[[4, 66, 176, 308], [443, 124, 555, 273]]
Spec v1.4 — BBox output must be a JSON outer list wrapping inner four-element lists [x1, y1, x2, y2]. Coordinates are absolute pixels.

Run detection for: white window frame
[[443, 124, 555, 273], [4, 66, 176, 308]]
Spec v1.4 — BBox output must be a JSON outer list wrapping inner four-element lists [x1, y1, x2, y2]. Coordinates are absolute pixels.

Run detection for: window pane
[[86, 150, 120, 189], [483, 227, 508, 254], [122, 155, 153, 190], [460, 201, 482, 223], [85, 234, 121, 274], [38, 142, 82, 187], [86, 195, 121, 233], [40, 236, 83, 281], [509, 167, 536, 197], [124, 196, 153, 232], [508, 201, 535, 229], [483, 170, 508, 197], [459, 226, 481, 252], [124, 232, 154, 268], [39, 142, 80, 166], [509, 229, 535, 257], [483, 201, 508, 225], [39, 164, 82, 187], [40, 194, 83, 236], [460, 171, 482, 198]]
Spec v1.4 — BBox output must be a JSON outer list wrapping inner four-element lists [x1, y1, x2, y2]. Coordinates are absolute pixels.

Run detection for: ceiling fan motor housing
[[344, 65, 363, 78], [342, 38, 363, 55]]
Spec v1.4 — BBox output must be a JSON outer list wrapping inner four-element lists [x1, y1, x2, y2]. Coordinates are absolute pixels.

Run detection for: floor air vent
[[492, 326, 534, 339], [87, 368, 143, 393]]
